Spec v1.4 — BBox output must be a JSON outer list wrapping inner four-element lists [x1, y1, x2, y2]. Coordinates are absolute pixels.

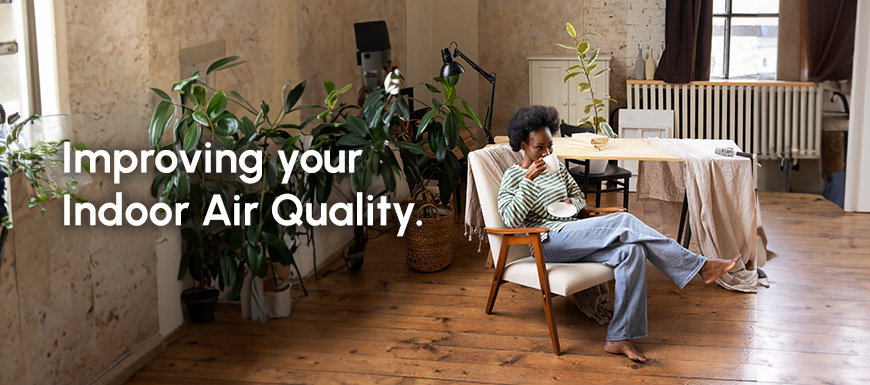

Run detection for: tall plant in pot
[[559, 23, 617, 174], [408, 75, 481, 206], [148, 56, 330, 322], [396, 74, 481, 272], [305, 80, 424, 272]]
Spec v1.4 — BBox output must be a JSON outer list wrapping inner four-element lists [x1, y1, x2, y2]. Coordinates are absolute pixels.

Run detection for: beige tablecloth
[[638, 138, 772, 292]]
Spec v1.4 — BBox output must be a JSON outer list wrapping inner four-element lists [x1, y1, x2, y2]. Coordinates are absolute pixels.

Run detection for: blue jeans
[[541, 212, 706, 341]]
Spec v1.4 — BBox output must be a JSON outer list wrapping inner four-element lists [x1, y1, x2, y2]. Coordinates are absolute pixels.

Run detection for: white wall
[[845, 0, 870, 212], [155, 226, 187, 337]]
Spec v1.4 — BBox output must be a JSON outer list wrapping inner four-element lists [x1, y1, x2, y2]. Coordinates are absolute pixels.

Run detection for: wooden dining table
[[489, 135, 693, 247], [487, 135, 764, 292], [491, 135, 683, 162]]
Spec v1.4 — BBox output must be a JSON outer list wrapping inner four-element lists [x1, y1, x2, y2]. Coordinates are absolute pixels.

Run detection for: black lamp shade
[[440, 48, 465, 78], [440, 62, 465, 78]]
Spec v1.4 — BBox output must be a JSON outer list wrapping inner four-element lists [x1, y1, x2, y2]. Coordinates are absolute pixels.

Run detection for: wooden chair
[[559, 121, 632, 210], [468, 147, 626, 355]]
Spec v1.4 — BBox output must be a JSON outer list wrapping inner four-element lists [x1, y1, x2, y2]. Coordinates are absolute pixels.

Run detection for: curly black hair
[[506, 105, 560, 151]]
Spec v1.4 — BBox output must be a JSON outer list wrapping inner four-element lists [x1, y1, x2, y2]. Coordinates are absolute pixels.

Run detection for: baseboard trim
[[87, 333, 164, 385]]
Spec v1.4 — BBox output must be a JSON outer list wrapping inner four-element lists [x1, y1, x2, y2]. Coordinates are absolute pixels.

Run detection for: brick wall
[[479, 0, 666, 134]]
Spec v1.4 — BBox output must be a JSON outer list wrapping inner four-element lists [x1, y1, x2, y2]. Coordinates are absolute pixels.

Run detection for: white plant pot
[[240, 271, 268, 322], [240, 270, 252, 319], [588, 159, 608, 175], [264, 281, 293, 318]]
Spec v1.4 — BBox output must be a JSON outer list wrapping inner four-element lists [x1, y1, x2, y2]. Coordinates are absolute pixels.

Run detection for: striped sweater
[[497, 163, 587, 240]]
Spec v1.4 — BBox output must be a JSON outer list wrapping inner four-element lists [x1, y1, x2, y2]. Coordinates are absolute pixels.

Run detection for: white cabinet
[[528, 55, 611, 125]]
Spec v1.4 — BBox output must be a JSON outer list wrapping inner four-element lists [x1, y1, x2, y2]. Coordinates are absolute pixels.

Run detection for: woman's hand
[[525, 158, 546, 180], [565, 198, 573, 204]]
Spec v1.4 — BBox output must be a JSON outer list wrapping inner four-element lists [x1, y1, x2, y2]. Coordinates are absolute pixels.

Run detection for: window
[[0, 0, 65, 141], [712, 0, 779, 80], [0, 1, 72, 224], [0, 0, 30, 119]]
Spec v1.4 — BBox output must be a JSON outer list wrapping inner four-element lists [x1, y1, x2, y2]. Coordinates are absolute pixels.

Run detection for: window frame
[[1, 0, 66, 118], [713, 0, 780, 79]]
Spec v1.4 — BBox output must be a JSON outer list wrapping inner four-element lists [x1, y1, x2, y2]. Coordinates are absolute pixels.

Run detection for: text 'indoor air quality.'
[[60, 142, 418, 236]]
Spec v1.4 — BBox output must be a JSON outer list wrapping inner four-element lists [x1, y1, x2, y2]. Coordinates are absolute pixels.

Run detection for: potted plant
[[148, 56, 327, 322], [560, 23, 617, 174], [304, 71, 478, 273], [410, 75, 480, 205], [0, 109, 88, 270], [307, 75, 425, 272], [302, 71, 480, 274], [396, 74, 481, 272]]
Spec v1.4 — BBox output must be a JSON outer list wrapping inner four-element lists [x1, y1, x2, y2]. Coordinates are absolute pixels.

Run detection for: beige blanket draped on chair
[[464, 145, 523, 250]]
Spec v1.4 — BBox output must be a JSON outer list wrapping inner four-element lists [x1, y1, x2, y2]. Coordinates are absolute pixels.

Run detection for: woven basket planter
[[405, 203, 454, 272]]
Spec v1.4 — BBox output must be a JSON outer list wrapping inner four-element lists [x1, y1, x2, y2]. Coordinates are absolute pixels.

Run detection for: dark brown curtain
[[803, 0, 857, 82], [655, 0, 713, 83]]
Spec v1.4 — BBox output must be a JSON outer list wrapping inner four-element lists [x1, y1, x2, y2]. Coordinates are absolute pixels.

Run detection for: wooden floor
[[127, 192, 870, 385]]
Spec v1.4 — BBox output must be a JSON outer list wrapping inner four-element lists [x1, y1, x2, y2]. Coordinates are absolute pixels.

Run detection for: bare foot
[[699, 253, 741, 284], [604, 340, 648, 363]]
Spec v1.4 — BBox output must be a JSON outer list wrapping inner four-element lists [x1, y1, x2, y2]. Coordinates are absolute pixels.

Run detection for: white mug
[[543, 153, 559, 173]]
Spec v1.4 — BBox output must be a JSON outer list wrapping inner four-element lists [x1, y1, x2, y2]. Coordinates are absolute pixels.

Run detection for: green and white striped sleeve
[[497, 167, 540, 228], [559, 165, 587, 212]]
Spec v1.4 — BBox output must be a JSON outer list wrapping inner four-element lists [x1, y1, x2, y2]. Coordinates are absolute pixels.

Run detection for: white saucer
[[547, 201, 578, 218]]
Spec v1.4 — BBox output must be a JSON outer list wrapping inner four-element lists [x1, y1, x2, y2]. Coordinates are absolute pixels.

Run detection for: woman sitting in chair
[[498, 105, 739, 363]]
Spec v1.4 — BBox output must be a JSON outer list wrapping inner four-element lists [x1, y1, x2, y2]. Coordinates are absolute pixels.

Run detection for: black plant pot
[[181, 289, 220, 323]]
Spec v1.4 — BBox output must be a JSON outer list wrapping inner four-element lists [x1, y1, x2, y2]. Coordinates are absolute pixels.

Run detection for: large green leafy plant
[[148, 56, 427, 292], [311, 83, 424, 196], [307, 78, 427, 272], [148, 57, 330, 296], [559, 23, 617, 138], [403, 75, 481, 206]]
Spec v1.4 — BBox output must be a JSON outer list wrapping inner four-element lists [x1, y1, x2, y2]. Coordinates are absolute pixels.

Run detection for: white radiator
[[626, 80, 823, 160]]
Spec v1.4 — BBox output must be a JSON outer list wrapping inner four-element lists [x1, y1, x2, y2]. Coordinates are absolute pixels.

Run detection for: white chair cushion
[[503, 256, 614, 297], [468, 147, 615, 297]]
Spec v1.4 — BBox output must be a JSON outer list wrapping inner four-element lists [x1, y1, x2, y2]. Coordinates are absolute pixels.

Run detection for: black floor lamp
[[439, 42, 496, 144]]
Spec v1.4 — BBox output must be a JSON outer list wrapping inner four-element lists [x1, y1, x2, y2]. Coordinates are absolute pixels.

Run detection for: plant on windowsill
[[0, 109, 88, 271], [559, 23, 617, 174]]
